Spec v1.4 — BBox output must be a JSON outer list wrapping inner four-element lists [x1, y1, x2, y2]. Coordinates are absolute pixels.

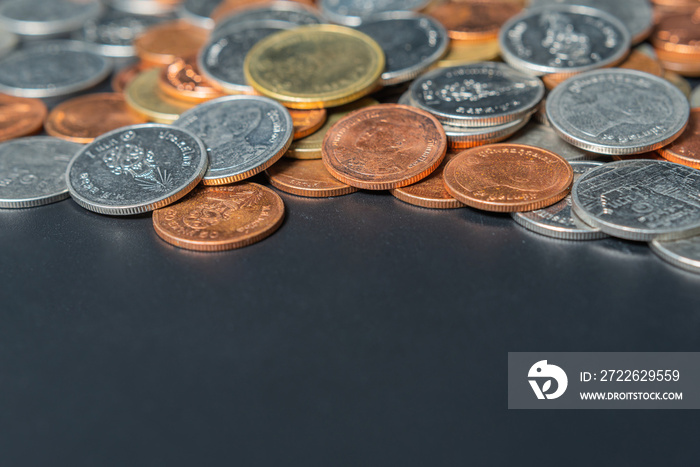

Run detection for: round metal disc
[[650, 236, 700, 274], [505, 121, 596, 161], [319, 0, 430, 26], [213, 1, 323, 38], [0, 0, 103, 36]]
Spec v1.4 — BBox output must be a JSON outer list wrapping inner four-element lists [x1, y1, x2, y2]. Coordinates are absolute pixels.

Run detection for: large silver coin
[[692, 86, 700, 109], [67, 124, 208, 215], [173, 95, 293, 185], [0, 137, 82, 209], [214, 2, 323, 38], [179, 0, 223, 29], [571, 160, 700, 241], [0, 29, 18, 58], [546, 69, 690, 155], [506, 121, 594, 161], [651, 236, 700, 274], [527, 0, 653, 44], [408, 62, 545, 128], [355, 11, 448, 86], [0, 41, 111, 98], [499, 5, 630, 76], [512, 161, 608, 240], [320, 0, 430, 26], [107, 0, 178, 15], [0, 0, 103, 37]]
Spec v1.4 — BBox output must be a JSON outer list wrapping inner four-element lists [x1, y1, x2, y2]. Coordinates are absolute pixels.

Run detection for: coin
[[319, 0, 430, 26], [435, 39, 500, 68], [0, 29, 18, 59], [611, 152, 666, 161], [499, 5, 630, 76], [125, 68, 195, 124], [408, 62, 544, 128], [0, 137, 82, 209], [355, 12, 447, 85], [650, 236, 700, 274], [211, 0, 316, 23], [134, 20, 209, 68], [108, 0, 179, 15], [0, 41, 111, 98], [652, 13, 700, 60], [0, 94, 47, 143], [390, 150, 465, 209], [443, 144, 574, 212], [0, 0, 103, 37], [67, 124, 208, 215], [112, 62, 143, 93], [173, 95, 293, 185], [266, 158, 358, 197], [290, 108, 327, 140], [692, 86, 700, 108], [45, 93, 148, 144], [426, 0, 522, 42], [322, 104, 447, 190], [158, 55, 225, 103], [571, 159, 700, 241], [657, 108, 700, 168], [244, 24, 384, 109], [505, 121, 595, 161], [179, 0, 223, 29], [511, 161, 608, 240], [213, 1, 323, 37], [663, 70, 693, 99], [152, 183, 285, 251]]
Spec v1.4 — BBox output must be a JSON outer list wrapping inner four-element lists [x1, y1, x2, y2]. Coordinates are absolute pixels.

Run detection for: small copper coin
[[134, 21, 209, 68], [443, 144, 574, 212], [45, 93, 147, 144], [652, 12, 700, 57], [322, 104, 448, 190], [427, 0, 522, 41], [158, 55, 225, 103], [0, 94, 47, 142], [289, 108, 327, 140], [152, 183, 285, 252], [658, 108, 700, 168], [111, 62, 143, 93], [390, 150, 465, 209], [266, 158, 358, 197]]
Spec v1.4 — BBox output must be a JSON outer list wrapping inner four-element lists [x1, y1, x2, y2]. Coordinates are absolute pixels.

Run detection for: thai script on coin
[[0, 0, 103, 37], [651, 235, 700, 274], [319, 0, 430, 26]]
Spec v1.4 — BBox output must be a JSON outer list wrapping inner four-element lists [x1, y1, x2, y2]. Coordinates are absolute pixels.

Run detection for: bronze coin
[[612, 152, 666, 161], [45, 93, 147, 144], [443, 144, 573, 212], [657, 108, 700, 168], [134, 21, 209, 68], [158, 56, 225, 103], [652, 11, 700, 58], [0, 94, 47, 142], [427, 0, 522, 41], [289, 108, 327, 140], [390, 151, 465, 209], [111, 62, 143, 93], [152, 183, 285, 252], [266, 158, 358, 197], [322, 104, 447, 190]]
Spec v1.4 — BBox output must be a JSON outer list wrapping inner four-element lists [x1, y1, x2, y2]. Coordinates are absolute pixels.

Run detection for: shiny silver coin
[[199, 20, 295, 94], [355, 12, 448, 86], [408, 62, 545, 128], [527, 0, 653, 44], [0, 0, 103, 37], [214, 2, 323, 38], [67, 124, 208, 216], [512, 161, 608, 240], [650, 236, 700, 274], [179, 0, 223, 29], [506, 121, 595, 161], [546, 69, 690, 155], [0, 137, 83, 209], [173, 95, 293, 185], [319, 0, 430, 26], [499, 5, 630, 76], [107, 0, 178, 15], [571, 160, 700, 241], [0, 29, 18, 58], [0, 41, 111, 98], [691, 86, 700, 109]]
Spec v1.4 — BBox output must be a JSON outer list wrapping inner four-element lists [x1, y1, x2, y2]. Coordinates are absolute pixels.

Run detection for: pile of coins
[[0, 0, 700, 274]]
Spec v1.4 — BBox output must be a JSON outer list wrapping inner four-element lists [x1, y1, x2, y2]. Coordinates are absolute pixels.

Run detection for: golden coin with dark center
[[266, 158, 358, 197], [390, 151, 465, 209]]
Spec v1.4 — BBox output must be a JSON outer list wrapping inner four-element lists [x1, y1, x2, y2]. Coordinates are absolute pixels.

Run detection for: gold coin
[[435, 39, 500, 68], [244, 24, 384, 109], [125, 68, 195, 124]]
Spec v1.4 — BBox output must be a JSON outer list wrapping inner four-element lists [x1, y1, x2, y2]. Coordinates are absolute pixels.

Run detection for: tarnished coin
[[571, 159, 700, 241], [355, 12, 448, 85], [658, 108, 700, 168], [512, 161, 608, 240], [134, 20, 209, 68], [0, 0, 103, 37], [67, 124, 208, 215], [0, 94, 47, 142], [408, 62, 544, 128], [651, 236, 700, 274], [0, 29, 18, 59], [505, 121, 594, 161], [290, 108, 327, 140], [152, 183, 285, 251], [0, 41, 111, 98], [179, 0, 223, 29], [443, 144, 574, 212], [266, 158, 358, 197], [0, 137, 82, 208], [45, 93, 147, 144], [158, 55, 225, 103], [244, 24, 384, 109], [213, 1, 323, 37], [319, 0, 430, 26], [546, 69, 690, 155], [427, 0, 522, 42], [125, 68, 195, 124], [322, 104, 447, 190], [173, 95, 293, 185], [499, 5, 630, 76], [390, 150, 465, 209]]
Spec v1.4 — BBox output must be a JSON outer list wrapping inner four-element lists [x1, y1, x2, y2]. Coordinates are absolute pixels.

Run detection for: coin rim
[[650, 237, 700, 274]]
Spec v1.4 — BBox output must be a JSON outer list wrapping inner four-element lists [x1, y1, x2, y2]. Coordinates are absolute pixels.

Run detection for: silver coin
[[199, 21, 295, 94], [320, 0, 430, 26], [499, 5, 630, 76], [0, 137, 83, 209], [67, 124, 208, 216], [213, 2, 323, 38], [505, 121, 595, 161], [355, 12, 448, 86], [179, 0, 223, 29], [691, 86, 700, 109], [546, 69, 690, 155], [0, 29, 18, 58], [0, 40, 111, 98], [107, 0, 178, 16], [527, 0, 653, 44], [0, 0, 103, 37], [512, 161, 608, 240], [407, 62, 545, 128], [650, 236, 700, 274], [571, 159, 700, 241], [173, 95, 293, 185]]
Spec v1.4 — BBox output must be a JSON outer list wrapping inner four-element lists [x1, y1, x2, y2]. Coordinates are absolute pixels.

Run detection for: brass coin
[[125, 68, 195, 124], [658, 108, 700, 168], [435, 39, 500, 68], [152, 183, 285, 252], [266, 158, 358, 198], [244, 24, 384, 109], [390, 150, 465, 209]]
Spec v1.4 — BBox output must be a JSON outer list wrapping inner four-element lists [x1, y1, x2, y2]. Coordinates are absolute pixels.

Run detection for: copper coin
[[111, 62, 143, 93], [45, 93, 147, 144], [443, 143, 574, 212], [290, 108, 327, 140], [652, 11, 700, 57], [322, 104, 448, 190], [426, 0, 522, 42], [612, 152, 666, 161], [658, 108, 700, 168], [390, 150, 465, 209], [0, 94, 47, 142], [134, 21, 209, 68], [152, 183, 285, 252], [265, 158, 358, 198], [158, 55, 225, 103]]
